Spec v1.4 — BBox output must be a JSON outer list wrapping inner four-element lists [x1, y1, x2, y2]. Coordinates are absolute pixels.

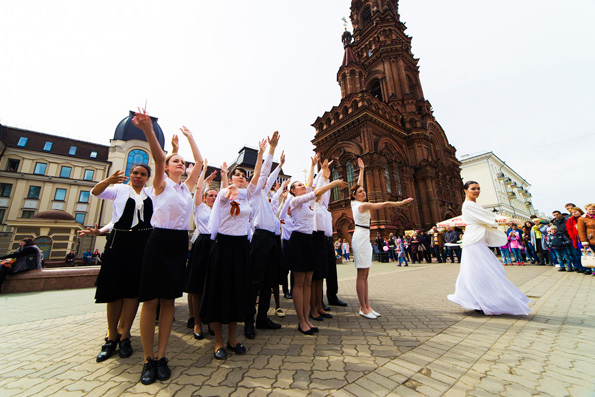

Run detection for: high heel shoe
[[297, 325, 315, 335]]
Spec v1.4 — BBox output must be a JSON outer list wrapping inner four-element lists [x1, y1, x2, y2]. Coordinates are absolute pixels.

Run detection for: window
[[346, 161, 355, 190], [79, 191, 90, 203], [384, 161, 392, 194], [126, 149, 149, 177], [54, 188, 67, 201], [331, 168, 340, 201], [27, 186, 41, 199], [394, 166, 402, 195], [22, 210, 35, 218], [361, 6, 372, 27], [69, 146, 77, 155], [5, 158, 20, 172], [17, 137, 28, 147], [90, 151, 98, 158], [60, 166, 72, 178], [83, 169, 94, 181], [43, 142, 53, 151], [369, 78, 383, 101], [75, 213, 86, 224], [0, 183, 12, 197], [0, 209, 5, 223], [34, 163, 47, 175]]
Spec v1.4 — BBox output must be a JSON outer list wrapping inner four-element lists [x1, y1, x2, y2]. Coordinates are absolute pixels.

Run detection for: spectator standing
[[444, 226, 461, 263], [430, 227, 445, 263], [508, 224, 525, 266], [567, 207, 588, 273], [578, 203, 595, 275], [548, 226, 573, 271], [418, 231, 432, 263]]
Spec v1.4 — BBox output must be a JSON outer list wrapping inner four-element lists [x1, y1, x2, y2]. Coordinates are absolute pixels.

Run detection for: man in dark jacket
[[444, 226, 461, 263], [551, 211, 569, 237], [548, 226, 573, 272], [431, 227, 445, 263]]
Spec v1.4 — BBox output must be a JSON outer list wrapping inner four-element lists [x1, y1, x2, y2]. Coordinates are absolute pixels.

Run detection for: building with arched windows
[[0, 111, 165, 258], [312, 0, 464, 241]]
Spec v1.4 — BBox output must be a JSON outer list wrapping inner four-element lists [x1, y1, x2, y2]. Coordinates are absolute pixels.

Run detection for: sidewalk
[[0, 261, 594, 396]]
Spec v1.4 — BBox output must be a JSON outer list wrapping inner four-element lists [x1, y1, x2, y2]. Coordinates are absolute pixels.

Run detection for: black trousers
[[324, 237, 339, 301], [246, 229, 277, 324]]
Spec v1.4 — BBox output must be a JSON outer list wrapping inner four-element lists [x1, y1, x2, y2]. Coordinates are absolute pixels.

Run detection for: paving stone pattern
[[1, 261, 594, 396]]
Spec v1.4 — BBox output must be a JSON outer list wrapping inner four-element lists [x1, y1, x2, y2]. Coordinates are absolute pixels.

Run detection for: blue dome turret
[[114, 111, 165, 149]]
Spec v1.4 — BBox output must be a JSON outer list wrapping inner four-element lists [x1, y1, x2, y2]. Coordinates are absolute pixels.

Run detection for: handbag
[[1, 258, 16, 268], [582, 248, 595, 268]]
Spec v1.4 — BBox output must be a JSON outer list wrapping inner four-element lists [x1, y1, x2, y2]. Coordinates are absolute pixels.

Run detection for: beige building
[[459, 152, 536, 222], [0, 112, 163, 259]]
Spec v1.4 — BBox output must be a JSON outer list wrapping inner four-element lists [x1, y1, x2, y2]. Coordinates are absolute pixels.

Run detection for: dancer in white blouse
[[287, 159, 348, 335], [133, 110, 203, 385], [184, 159, 219, 340], [89, 164, 153, 363], [200, 138, 267, 360], [350, 158, 413, 319], [447, 181, 531, 316]]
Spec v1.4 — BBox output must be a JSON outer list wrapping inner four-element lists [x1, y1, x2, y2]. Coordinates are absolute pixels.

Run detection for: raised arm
[[265, 150, 285, 192], [307, 153, 319, 188], [171, 134, 179, 154], [179, 126, 203, 191], [220, 162, 229, 189], [132, 109, 166, 194], [194, 159, 209, 206], [359, 197, 414, 212], [249, 139, 268, 188], [357, 158, 365, 186], [91, 171, 128, 197]]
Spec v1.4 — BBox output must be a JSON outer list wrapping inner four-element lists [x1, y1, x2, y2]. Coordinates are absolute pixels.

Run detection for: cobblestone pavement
[[1, 261, 594, 396]]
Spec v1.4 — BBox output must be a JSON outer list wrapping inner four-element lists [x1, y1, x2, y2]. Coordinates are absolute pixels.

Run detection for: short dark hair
[[463, 181, 479, 190], [130, 163, 152, 177], [552, 210, 561, 215], [565, 203, 576, 207], [21, 238, 34, 246]]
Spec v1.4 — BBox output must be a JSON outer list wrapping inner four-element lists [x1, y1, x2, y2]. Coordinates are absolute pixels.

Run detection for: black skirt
[[138, 228, 189, 302], [312, 231, 329, 280], [286, 231, 315, 273], [95, 227, 153, 303], [199, 233, 251, 325], [184, 235, 213, 294]]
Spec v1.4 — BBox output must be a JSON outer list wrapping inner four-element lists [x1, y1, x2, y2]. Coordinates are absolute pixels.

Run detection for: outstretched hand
[[225, 185, 239, 201], [171, 134, 179, 153], [106, 170, 128, 185], [221, 162, 228, 175], [358, 158, 365, 169], [399, 197, 414, 206], [179, 126, 193, 138], [311, 153, 320, 167], [77, 224, 104, 237], [132, 108, 152, 132], [334, 179, 349, 189], [205, 171, 217, 184], [281, 178, 291, 190], [268, 131, 280, 148], [279, 150, 285, 168]]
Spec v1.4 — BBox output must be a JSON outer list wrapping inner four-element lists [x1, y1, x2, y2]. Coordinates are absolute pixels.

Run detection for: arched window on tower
[[361, 6, 372, 27], [346, 161, 355, 190], [369, 78, 383, 101], [331, 168, 340, 201], [384, 159, 392, 193], [126, 149, 149, 177], [394, 165, 402, 195], [406, 75, 415, 95]]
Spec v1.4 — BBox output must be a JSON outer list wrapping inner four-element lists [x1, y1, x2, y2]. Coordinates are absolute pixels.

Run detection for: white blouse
[[93, 183, 151, 229], [149, 175, 193, 230], [461, 200, 507, 248], [209, 188, 252, 239], [290, 190, 316, 234]]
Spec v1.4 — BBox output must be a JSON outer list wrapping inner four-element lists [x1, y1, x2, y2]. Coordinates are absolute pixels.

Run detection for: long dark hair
[[350, 184, 363, 200]]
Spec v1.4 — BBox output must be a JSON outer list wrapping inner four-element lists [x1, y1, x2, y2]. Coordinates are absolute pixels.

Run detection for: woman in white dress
[[350, 158, 413, 319], [447, 181, 531, 315]]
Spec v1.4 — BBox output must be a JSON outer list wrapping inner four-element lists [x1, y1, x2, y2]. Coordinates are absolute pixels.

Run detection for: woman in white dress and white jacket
[[447, 181, 531, 315]]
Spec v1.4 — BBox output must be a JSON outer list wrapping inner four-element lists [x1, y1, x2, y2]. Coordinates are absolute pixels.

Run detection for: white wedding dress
[[447, 201, 531, 315]]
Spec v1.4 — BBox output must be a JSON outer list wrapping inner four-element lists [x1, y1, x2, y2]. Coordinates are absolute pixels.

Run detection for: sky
[[1, 0, 593, 216]]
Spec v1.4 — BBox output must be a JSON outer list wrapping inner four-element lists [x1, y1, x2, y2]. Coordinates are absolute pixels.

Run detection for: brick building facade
[[312, 0, 463, 240]]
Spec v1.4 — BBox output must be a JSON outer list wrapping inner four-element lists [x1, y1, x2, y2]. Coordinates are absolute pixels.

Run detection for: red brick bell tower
[[312, 0, 464, 240]]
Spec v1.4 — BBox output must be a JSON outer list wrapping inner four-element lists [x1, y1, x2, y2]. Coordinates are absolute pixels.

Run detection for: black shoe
[[309, 313, 324, 321], [193, 332, 204, 340], [140, 358, 156, 385], [96, 337, 119, 362], [256, 318, 282, 330], [155, 357, 171, 381], [119, 337, 133, 358], [319, 312, 333, 319], [244, 323, 256, 339], [208, 324, 215, 336], [310, 326, 319, 333], [321, 302, 331, 312], [226, 342, 247, 355], [328, 298, 348, 307], [186, 317, 195, 329], [297, 325, 315, 335], [558, 268, 566, 272], [284, 292, 292, 299], [214, 347, 228, 360], [567, 268, 575, 272]]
